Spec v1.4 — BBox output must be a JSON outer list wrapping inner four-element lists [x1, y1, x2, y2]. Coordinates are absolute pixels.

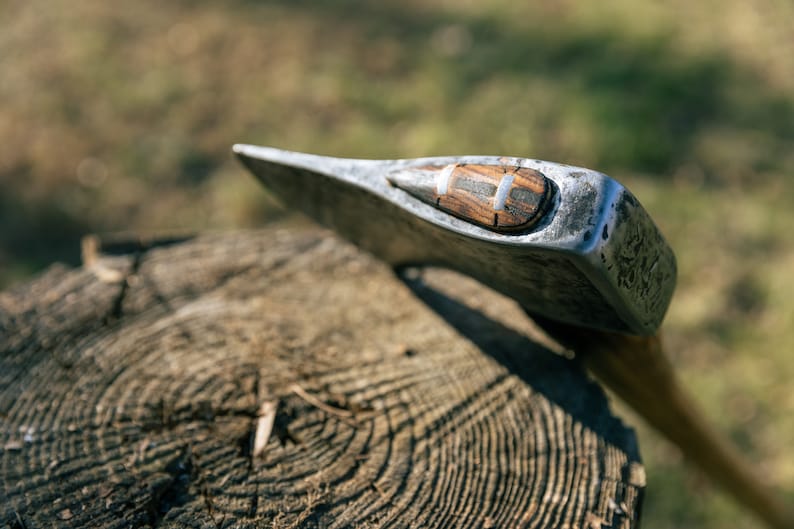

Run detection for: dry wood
[[0, 227, 643, 528]]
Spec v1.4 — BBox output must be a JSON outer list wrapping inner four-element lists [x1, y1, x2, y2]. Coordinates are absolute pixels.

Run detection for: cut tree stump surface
[[0, 227, 644, 528]]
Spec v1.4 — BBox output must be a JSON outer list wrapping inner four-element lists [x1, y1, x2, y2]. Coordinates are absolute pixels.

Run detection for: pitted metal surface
[[234, 145, 676, 335]]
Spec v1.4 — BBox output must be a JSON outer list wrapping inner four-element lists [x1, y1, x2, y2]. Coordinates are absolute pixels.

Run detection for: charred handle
[[530, 315, 794, 529]]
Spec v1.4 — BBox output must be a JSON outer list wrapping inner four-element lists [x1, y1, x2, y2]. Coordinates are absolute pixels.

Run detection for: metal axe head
[[234, 144, 676, 335]]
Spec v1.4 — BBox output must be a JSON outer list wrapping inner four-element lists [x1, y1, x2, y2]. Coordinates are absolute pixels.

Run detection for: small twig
[[289, 384, 353, 417], [289, 384, 358, 427]]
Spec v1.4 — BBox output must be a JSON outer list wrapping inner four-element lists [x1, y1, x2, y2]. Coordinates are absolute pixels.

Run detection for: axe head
[[234, 144, 676, 335]]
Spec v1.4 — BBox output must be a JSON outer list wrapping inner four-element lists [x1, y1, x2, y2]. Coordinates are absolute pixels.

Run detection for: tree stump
[[0, 227, 645, 528]]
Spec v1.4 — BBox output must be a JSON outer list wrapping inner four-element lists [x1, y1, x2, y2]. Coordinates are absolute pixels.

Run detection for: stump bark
[[0, 227, 644, 528]]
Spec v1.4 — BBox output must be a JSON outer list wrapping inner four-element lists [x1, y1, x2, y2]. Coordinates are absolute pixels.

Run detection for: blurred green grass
[[1, 0, 792, 526]]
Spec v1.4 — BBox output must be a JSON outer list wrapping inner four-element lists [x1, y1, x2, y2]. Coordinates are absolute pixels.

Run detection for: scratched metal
[[234, 145, 677, 335]]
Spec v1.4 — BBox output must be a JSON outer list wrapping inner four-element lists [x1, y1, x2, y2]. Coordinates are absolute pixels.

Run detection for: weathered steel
[[234, 145, 676, 335]]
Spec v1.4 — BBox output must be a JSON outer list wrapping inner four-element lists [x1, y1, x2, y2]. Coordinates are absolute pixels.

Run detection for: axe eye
[[387, 163, 552, 233]]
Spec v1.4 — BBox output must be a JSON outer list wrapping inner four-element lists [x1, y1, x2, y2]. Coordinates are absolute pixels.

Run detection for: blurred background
[[1, 0, 792, 526]]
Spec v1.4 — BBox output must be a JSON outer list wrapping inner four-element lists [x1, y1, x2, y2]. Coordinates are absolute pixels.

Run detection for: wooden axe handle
[[531, 316, 794, 529]]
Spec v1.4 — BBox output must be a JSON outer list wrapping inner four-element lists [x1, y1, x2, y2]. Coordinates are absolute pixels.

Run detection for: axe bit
[[234, 144, 793, 529]]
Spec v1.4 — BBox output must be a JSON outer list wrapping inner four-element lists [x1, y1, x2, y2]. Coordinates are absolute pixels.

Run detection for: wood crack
[[145, 446, 192, 527], [102, 242, 146, 325], [143, 445, 220, 529]]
